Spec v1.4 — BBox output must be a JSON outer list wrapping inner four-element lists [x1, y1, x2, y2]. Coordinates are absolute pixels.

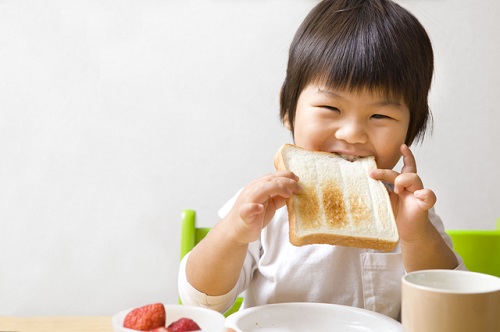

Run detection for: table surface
[[0, 316, 112, 332], [0, 316, 236, 332]]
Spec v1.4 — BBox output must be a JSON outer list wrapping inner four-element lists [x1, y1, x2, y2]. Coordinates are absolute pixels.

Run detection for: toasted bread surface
[[274, 144, 398, 251]]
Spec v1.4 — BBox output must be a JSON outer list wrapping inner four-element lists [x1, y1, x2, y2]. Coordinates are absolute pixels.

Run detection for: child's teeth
[[340, 154, 358, 161]]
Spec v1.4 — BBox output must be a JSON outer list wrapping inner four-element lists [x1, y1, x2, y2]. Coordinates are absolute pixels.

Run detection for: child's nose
[[334, 120, 368, 144]]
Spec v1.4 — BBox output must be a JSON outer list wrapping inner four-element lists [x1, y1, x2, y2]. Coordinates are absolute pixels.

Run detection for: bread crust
[[274, 148, 300, 248], [274, 144, 398, 252]]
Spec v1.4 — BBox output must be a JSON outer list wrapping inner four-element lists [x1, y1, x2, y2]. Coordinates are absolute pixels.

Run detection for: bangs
[[296, 4, 411, 104], [315, 34, 406, 103]]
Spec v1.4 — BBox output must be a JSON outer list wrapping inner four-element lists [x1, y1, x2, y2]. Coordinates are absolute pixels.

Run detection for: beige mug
[[402, 269, 500, 332]]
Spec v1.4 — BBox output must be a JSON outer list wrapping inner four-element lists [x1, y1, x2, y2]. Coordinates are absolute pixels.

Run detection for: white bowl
[[112, 304, 226, 332], [225, 302, 402, 332]]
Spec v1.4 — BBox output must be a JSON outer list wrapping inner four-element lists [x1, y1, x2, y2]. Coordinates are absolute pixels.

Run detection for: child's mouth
[[338, 153, 361, 162]]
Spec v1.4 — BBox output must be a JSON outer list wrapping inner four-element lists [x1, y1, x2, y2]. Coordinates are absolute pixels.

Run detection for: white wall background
[[1, 0, 499, 316]]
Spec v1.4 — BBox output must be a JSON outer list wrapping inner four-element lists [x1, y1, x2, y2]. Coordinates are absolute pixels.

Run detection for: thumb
[[414, 189, 437, 211], [239, 203, 265, 224]]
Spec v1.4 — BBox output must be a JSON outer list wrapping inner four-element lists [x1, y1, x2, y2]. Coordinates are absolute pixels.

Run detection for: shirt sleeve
[[428, 208, 467, 271], [178, 252, 242, 313]]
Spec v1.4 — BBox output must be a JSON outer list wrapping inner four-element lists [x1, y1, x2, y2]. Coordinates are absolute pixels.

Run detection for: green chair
[[446, 220, 500, 277], [180, 209, 244, 317]]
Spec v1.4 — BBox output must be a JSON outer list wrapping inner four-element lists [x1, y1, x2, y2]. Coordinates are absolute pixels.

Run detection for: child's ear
[[283, 113, 292, 131]]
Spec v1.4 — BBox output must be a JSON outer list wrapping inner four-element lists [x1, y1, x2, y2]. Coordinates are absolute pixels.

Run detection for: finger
[[273, 170, 300, 182], [400, 144, 417, 174], [268, 195, 288, 211], [414, 189, 437, 211], [393, 173, 423, 194], [246, 177, 302, 204], [253, 171, 300, 191], [369, 168, 400, 184]]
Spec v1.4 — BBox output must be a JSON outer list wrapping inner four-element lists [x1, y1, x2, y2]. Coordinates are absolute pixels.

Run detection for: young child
[[178, 0, 465, 320]]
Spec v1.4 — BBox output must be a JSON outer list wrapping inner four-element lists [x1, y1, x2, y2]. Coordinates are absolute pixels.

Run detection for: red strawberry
[[149, 328, 172, 332], [167, 318, 201, 332], [123, 303, 166, 331]]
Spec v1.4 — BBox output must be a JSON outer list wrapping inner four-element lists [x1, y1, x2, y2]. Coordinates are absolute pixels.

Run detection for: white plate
[[225, 302, 402, 332]]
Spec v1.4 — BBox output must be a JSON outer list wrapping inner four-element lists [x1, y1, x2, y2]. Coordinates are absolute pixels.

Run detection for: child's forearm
[[185, 217, 248, 296], [400, 221, 458, 272]]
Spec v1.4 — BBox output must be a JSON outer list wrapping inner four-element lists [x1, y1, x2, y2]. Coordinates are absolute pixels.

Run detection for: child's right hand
[[224, 170, 302, 246]]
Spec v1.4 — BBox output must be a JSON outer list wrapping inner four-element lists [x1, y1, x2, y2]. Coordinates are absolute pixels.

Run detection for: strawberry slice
[[167, 317, 201, 332], [123, 303, 166, 331]]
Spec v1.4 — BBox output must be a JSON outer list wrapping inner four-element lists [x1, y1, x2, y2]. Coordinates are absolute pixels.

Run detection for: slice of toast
[[274, 144, 398, 252]]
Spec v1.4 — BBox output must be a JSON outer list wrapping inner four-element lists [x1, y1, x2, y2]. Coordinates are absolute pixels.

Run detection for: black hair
[[280, 0, 434, 145]]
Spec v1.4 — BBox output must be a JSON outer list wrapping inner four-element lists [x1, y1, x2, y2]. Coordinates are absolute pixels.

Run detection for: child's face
[[288, 84, 410, 170]]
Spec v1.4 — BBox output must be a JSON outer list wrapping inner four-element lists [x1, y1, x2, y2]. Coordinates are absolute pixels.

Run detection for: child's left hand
[[369, 144, 436, 243]]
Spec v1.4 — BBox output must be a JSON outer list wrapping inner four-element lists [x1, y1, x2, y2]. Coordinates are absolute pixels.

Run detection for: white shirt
[[178, 192, 466, 320]]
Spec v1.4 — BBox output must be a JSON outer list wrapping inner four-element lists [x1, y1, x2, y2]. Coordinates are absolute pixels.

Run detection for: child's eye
[[371, 114, 391, 119], [321, 106, 340, 112]]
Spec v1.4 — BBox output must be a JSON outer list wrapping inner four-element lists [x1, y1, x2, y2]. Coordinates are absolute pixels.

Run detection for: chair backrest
[[180, 209, 211, 260], [180, 209, 243, 316], [446, 223, 500, 277]]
